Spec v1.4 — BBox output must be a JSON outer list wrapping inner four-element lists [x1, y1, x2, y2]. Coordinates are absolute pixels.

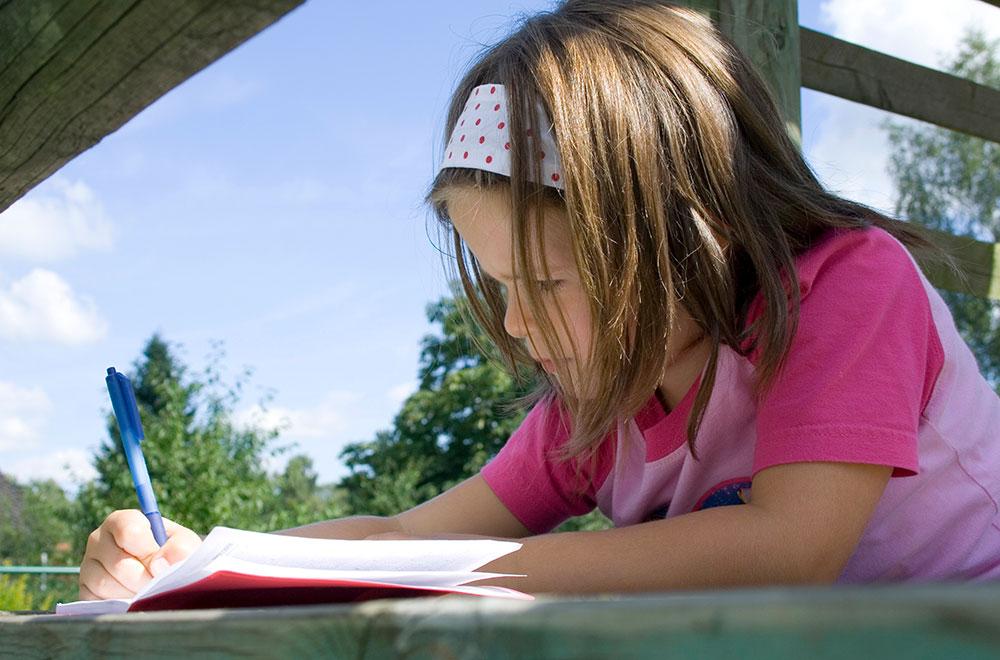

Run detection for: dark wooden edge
[[0, 0, 305, 213]]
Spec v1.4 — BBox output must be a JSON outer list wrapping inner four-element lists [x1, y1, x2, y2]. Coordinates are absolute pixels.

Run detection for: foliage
[[884, 29, 1000, 390], [266, 455, 346, 530], [0, 571, 54, 612], [340, 295, 529, 515], [0, 474, 75, 566]]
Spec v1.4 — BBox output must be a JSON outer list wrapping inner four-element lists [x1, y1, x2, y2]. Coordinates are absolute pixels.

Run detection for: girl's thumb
[[149, 555, 172, 578], [147, 533, 200, 578]]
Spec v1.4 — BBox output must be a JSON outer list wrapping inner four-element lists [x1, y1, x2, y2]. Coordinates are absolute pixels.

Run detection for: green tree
[[74, 334, 341, 546], [0, 474, 75, 566], [0, 474, 78, 609], [884, 29, 1000, 389], [340, 293, 610, 531], [265, 455, 345, 530]]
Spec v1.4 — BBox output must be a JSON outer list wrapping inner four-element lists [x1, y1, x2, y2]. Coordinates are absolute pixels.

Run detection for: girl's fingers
[[105, 509, 161, 559], [89, 538, 153, 594], [79, 557, 135, 600]]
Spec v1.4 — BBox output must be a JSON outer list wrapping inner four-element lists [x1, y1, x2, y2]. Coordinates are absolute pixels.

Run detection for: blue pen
[[105, 367, 168, 547]]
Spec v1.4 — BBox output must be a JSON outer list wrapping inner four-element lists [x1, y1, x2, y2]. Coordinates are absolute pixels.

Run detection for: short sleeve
[[750, 228, 944, 478], [481, 397, 597, 533]]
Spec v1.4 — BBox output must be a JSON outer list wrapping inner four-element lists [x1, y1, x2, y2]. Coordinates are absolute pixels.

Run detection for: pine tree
[[74, 334, 338, 543]]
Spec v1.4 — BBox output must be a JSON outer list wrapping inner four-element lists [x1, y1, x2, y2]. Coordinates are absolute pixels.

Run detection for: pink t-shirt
[[481, 226, 1000, 582]]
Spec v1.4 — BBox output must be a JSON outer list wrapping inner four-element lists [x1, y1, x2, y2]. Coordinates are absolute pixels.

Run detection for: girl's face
[[445, 187, 591, 379]]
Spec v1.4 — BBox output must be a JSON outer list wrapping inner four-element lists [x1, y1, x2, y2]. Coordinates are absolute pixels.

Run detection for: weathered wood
[[4, 585, 1000, 658], [0, 0, 305, 214], [919, 228, 1000, 300], [684, 0, 802, 145], [801, 27, 1000, 145]]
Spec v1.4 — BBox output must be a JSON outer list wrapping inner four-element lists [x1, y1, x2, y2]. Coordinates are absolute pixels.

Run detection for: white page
[[200, 527, 522, 572], [56, 598, 132, 616]]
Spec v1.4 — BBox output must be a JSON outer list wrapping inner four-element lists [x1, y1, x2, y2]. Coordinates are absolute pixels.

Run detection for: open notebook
[[57, 526, 530, 615]]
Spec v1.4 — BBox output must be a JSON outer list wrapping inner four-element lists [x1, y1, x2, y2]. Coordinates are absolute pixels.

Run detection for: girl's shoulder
[[791, 225, 917, 298], [745, 225, 923, 330]]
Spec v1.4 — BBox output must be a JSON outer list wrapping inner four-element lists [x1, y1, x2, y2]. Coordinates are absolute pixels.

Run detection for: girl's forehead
[[443, 186, 575, 276]]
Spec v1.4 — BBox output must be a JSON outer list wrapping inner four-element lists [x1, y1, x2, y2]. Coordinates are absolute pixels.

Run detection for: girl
[[80, 0, 1000, 599]]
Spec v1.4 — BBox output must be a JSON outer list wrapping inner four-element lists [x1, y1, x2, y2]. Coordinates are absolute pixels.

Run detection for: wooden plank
[[4, 585, 1000, 658], [0, 0, 304, 214], [919, 228, 1000, 300], [801, 27, 1000, 144], [683, 0, 802, 145]]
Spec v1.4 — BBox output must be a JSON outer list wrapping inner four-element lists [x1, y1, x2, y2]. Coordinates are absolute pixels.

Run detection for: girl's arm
[[276, 474, 532, 540], [476, 460, 891, 592]]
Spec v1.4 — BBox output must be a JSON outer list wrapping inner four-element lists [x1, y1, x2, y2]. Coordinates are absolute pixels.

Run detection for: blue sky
[[0, 0, 996, 490]]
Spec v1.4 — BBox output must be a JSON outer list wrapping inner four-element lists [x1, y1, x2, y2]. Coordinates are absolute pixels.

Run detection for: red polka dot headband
[[439, 84, 565, 190]]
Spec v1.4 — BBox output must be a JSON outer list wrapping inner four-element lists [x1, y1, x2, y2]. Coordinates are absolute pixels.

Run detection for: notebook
[[56, 526, 530, 615]]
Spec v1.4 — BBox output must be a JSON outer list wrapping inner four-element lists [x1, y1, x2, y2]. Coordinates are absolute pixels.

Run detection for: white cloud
[[0, 178, 113, 261], [387, 381, 418, 405], [6, 449, 97, 490], [0, 382, 52, 450], [806, 1, 1000, 214], [235, 390, 366, 476], [819, 0, 999, 71], [805, 94, 901, 214], [235, 390, 361, 440], [0, 269, 108, 345]]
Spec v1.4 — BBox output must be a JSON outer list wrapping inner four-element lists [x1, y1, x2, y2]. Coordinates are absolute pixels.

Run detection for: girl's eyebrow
[[481, 266, 565, 282], [484, 270, 519, 282]]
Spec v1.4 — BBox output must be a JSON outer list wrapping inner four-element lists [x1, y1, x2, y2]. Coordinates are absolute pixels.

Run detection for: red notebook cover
[[129, 571, 516, 612]]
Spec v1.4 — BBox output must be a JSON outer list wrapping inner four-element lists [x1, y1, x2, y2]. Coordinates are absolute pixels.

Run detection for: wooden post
[[683, 0, 802, 145]]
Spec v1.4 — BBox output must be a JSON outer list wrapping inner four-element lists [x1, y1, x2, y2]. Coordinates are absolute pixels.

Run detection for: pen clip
[[107, 367, 145, 444]]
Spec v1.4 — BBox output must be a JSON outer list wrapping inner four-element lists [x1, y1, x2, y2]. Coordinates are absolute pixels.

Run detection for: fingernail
[[150, 557, 170, 577]]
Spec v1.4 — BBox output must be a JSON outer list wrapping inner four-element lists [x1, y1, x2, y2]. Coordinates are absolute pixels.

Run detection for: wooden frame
[[687, 0, 1000, 300]]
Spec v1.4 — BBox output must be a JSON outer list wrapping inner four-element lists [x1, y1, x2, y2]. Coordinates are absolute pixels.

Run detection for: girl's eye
[[538, 280, 563, 292]]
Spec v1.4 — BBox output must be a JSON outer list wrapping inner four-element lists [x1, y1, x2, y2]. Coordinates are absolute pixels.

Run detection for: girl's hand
[[79, 509, 202, 600]]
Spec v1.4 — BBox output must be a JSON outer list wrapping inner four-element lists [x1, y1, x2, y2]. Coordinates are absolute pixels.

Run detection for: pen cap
[[106, 367, 145, 444]]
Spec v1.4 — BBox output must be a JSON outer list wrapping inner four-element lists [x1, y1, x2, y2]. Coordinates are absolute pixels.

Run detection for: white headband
[[438, 84, 565, 190]]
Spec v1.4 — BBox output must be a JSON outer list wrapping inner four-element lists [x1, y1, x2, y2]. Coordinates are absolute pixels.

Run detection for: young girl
[[80, 0, 1000, 599]]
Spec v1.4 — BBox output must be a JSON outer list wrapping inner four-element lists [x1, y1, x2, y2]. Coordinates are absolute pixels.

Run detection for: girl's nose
[[503, 295, 529, 340]]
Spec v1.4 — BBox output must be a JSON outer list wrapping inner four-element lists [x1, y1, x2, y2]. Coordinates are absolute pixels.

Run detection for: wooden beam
[[919, 228, 1000, 301], [0, 0, 304, 214], [683, 0, 802, 145], [5, 585, 1000, 657], [801, 27, 1000, 144]]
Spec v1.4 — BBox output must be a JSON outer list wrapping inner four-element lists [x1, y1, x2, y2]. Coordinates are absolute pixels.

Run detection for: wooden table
[[3, 584, 1000, 658]]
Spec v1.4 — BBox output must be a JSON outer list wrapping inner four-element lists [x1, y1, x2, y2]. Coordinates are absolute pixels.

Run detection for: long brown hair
[[425, 0, 953, 462]]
